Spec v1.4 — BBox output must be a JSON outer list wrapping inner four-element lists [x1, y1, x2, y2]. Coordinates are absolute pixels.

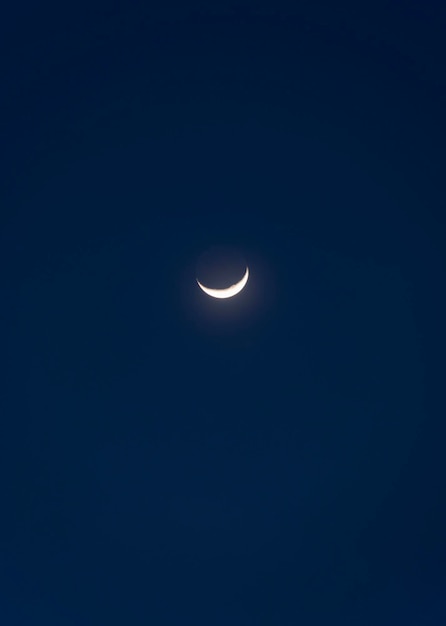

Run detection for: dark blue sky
[[1, 2, 445, 624]]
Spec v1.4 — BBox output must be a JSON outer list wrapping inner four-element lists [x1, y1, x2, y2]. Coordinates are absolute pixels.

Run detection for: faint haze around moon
[[179, 243, 275, 334]]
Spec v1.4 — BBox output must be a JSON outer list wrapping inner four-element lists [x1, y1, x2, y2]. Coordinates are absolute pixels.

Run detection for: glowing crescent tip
[[196, 266, 249, 299]]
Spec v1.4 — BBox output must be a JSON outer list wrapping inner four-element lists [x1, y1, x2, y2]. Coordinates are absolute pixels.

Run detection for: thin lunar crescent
[[197, 266, 249, 299]]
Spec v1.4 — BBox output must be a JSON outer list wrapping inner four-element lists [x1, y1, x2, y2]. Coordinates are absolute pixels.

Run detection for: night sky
[[1, 2, 445, 624]]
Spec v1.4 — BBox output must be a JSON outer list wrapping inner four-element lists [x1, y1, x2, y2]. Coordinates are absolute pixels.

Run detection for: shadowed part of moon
[[196, 246, 247, 289]]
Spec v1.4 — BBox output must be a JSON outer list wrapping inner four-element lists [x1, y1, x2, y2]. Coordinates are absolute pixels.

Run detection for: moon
[[197, 266, 249, 299]]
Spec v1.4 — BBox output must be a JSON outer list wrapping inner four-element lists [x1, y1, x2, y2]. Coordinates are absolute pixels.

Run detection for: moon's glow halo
[[196, 266, 249, 299]]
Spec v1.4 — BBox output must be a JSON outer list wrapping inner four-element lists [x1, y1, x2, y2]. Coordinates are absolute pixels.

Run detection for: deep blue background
[[1, 1, 445, 624]]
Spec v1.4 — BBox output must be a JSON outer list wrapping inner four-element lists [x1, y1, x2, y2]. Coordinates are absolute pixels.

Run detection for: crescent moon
[[197, 266, 249, 299]]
